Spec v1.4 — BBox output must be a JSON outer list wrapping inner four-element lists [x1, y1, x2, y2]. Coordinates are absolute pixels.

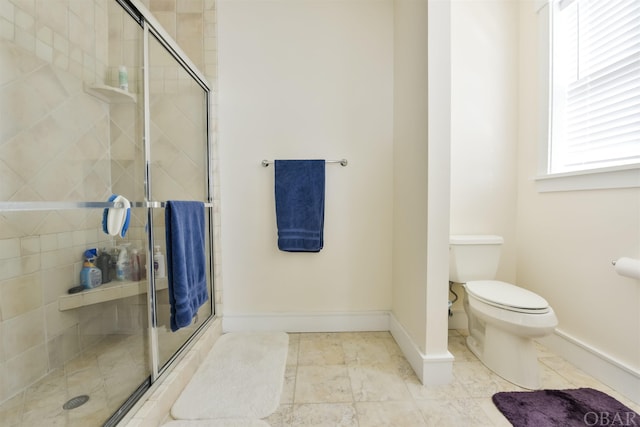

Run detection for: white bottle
[[118, 65, 128, 91], [116, 243, 131, 281], [153, 245, 166, 278]]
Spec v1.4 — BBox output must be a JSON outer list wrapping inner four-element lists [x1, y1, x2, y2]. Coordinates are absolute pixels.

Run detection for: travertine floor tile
[[268, 330, 632, 426], [355, 401, 427, 427], [292, 403, 357, 427], [294, 365, 352, 404], [2, 329, 634, 426]]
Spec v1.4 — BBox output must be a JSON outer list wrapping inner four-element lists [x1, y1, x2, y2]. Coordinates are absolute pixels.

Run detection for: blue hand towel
[[165, 201, 209, 331], [275, 160, 325, 252]]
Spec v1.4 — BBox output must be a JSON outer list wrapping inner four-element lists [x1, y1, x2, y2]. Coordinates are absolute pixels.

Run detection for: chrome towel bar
[[262, 159, 348, 167], [0, 201, 214, 212]]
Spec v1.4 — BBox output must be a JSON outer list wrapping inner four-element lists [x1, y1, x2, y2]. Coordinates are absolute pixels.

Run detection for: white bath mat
[[163, 419, 271, 427], [171, 332, 288, 420]]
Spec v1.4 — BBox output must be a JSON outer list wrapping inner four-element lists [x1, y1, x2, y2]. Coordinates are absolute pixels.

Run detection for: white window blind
[[550, 0, 640, 173]]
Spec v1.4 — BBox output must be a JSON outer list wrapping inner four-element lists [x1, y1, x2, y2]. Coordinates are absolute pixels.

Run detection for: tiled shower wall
[[0, 0, 220, 406], [0, 0, 140, 404], [0, 0, 109, 86]]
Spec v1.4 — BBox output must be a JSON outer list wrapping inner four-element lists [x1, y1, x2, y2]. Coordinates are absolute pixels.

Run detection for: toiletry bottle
[[131, 248, 140, 281], [109, 246, 119, 281], [119, 65, 128, 91], [116, 243, 131, 281], [153, 245, 166, 278], [81, 249, 102, 289], [96, 248, 112, 284]]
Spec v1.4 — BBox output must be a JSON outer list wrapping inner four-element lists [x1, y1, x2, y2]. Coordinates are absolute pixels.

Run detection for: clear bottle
[[153, 245, 166, 278], [118, 65, 128, 91], [130, 248, 140, 281], [116, 243, 131, 281]]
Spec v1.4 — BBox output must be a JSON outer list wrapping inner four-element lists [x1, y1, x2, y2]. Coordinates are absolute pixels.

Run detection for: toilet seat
[[465, 280, 550, 314]]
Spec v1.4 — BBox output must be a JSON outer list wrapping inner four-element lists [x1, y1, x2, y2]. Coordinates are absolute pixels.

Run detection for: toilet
[[449, 235, 558, 389]]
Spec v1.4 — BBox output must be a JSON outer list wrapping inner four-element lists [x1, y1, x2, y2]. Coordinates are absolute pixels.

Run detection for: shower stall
[[0, 0, 215, 425]]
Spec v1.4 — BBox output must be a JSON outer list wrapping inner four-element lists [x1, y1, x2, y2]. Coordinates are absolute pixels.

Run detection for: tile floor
[[0, 322, 202, 427], [2, 329, 639, 426], [264, 330, 640, 426], [0, 334, 150, 427]]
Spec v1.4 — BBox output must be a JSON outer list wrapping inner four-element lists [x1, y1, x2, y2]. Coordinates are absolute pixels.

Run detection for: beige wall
[[517, 1, 640, 378], [450, 0, 519, 284], [392, 0, 451, 367], [392, 0, 429, 353], [449, 0, 639, 400], [217, 0, 394, 316]]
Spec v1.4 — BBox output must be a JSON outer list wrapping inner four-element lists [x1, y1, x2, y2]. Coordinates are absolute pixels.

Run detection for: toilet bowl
[[463, 280, 557, 389], [450, 235, 558, 389]]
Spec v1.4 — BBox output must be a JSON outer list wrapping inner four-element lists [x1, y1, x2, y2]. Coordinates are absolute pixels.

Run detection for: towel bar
[[0, 201, 214, 211], [261, 159, 348, 167]]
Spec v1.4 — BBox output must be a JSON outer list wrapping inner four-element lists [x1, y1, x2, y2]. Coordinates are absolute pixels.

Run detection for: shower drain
[[63, 395, 89, 410]]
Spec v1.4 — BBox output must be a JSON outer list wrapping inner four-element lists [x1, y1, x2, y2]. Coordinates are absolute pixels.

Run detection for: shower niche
[[0, 1, 214, 425]]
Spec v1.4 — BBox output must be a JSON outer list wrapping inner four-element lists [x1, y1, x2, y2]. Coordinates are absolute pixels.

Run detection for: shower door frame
[[109, 0, 216, 424], [140, 1, 216, 383]]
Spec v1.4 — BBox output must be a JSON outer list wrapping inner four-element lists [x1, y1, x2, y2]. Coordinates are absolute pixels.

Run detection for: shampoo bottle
[[153, 245, 166, 278]]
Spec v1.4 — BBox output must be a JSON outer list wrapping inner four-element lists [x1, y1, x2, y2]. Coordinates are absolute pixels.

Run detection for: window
[[547, 0, 640, 176]]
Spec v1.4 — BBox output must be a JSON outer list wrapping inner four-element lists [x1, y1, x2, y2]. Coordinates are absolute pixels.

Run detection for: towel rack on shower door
[[0, 201, 214, 212]]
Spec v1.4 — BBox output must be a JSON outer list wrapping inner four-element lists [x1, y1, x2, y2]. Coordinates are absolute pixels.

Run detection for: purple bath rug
[[492, 388, 639, 427]]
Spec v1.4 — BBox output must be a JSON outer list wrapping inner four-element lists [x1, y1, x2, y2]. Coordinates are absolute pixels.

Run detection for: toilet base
[[467, 325, 541, 389]]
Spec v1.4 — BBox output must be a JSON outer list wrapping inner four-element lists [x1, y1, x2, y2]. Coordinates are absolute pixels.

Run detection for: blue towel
[[275, 160, 325, 252], [165, 201, 208, 331]]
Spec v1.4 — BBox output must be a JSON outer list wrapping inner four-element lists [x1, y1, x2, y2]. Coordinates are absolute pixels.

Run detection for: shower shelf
[[84, 83, 137, 104], [58, 277, 168, 311]]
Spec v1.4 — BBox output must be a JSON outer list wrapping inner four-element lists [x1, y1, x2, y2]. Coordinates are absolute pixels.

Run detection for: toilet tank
[[449, 235, 504, 283]]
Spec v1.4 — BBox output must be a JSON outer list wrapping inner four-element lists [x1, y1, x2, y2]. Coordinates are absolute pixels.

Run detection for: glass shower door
[[0, 2, 150, 426], [146, 29, 213, 372], [0, 1, 214, 424]]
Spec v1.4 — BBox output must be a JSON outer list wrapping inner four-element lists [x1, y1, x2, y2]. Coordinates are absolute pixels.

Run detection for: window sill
[[535, 165, 640, 193]]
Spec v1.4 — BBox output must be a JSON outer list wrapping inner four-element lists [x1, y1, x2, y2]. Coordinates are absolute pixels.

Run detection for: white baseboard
[[222, 311, 390, 333], [389, 313, 454, 386], [538, 329, 640, 405]]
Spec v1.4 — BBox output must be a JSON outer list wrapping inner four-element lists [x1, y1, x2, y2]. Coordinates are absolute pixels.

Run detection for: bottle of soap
[[96, 248, 112, 284], [153, 245, 166, 278], [116, 243, 131, 281], [81, 249, 102, 289]]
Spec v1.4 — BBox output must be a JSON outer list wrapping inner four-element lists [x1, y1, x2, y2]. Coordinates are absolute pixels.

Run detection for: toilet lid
[[465, 280, 550, 313]]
